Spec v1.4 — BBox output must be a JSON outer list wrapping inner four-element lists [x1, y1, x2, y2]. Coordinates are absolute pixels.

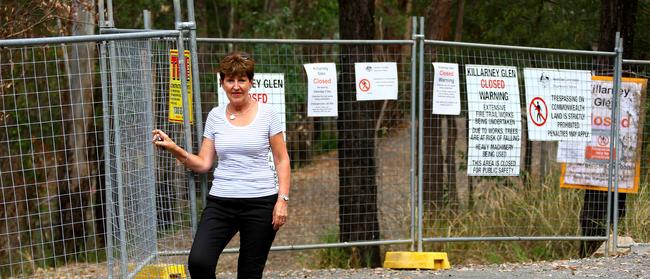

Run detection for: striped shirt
[[203, 103, 284, 198]]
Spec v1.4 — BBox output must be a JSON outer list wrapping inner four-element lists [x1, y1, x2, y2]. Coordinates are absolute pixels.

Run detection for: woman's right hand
[[152, 129, 178, 151]]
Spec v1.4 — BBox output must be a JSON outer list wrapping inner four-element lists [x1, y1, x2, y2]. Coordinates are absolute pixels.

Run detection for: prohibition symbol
[[359, 78, 371, 92], [529, 97, 548, 126], [597, 135, 609, 146]]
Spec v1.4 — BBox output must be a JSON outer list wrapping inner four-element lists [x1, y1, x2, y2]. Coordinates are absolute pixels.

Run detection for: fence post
[[174, 0, 198, 236], [142, 8, 159, 259], [185, 0, 207, 223], [409, 16, 418, 252], [417, 16, 425, 253], [102, 0, 131, 275], [97, 1, 115, 278], [605, 32, 623, 257], [612, 32, 624, 251]]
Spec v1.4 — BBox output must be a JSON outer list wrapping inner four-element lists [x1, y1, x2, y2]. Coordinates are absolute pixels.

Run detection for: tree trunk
[[337, 0, 381, 267], [580, 0, 637, 257], [62, 0, 98, 256], [454, 0, 465, 42], [423, 0, 453, 211], [598, 0, 637, 59]]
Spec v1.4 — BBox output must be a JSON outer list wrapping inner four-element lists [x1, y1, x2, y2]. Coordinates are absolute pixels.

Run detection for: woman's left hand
[[272, 200, 288, 230]]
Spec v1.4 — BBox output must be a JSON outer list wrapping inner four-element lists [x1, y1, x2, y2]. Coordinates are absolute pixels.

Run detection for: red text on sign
[[480, 79, 505, 89], [250, 93, 268, 103], [593, 116, 630, 128], [440, 70, 455, 77]]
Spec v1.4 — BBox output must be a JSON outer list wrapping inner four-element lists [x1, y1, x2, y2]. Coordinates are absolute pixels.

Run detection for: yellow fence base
[[383, 252, 451, 270], [134, 264, 187, 279]]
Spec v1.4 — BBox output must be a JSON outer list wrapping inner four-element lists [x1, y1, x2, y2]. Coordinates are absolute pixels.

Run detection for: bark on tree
[[580, 0, 637, 257], [61, 0, 98, 256], [337, 0, 381, 267], [423, 0, 454, 211]]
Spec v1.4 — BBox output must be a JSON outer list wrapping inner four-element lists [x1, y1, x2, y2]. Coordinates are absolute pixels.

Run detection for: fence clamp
[[175, 21, 196, 31]]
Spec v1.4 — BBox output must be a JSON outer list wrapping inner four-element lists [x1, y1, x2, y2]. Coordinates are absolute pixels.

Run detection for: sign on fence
[[354, 62, 398, 101], [304, 63, 338, 117], [168, 49, 194, 123], [466, 65, 522, 176], [523, 68, 592, 141], [560, 76, 647, 193], [432, 62, 461, 115]]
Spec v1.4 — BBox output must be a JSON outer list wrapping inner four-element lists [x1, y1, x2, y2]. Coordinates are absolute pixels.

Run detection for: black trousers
[[188, 194, 278, 279]]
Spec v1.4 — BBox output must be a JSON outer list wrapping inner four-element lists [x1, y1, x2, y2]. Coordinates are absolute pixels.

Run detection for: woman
[[152, 51, 290, 279]]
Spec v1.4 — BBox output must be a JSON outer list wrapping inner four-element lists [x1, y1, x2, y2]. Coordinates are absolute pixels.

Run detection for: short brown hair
[[217, 51, 255, 81]]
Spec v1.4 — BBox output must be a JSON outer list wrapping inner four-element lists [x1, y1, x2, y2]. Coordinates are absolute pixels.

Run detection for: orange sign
[[560, 76, 646, 193]]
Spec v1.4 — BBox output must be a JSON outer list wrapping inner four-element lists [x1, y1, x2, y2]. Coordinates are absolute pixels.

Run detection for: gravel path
[[215, 252, 650, 278]]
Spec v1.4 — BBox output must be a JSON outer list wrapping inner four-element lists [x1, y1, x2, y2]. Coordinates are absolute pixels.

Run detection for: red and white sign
[[359, 79, 371, 92], [354, 62, 398, 101], [304, 63, 338, 117], [466, 64, 521, 177], [528, 96, 548, 126], [523, 68, 592, 141], [432, 62, 461, 115]]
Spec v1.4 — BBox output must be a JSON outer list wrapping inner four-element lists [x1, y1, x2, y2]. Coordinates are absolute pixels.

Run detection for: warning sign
[[304, 63, 338, 117], [354, 62, 398, 101], [529, 97, 548, 126], [560, 76, 647, 193], [432, 62, 461, 115], [359, 79, 371, 92], [168, 49, 193, 124], [466, 65, 521, 176], [523, 68, 592, 141]]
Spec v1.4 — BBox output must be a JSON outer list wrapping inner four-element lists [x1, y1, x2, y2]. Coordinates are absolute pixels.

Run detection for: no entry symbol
[[359, 79, 371, 92], [597, 135, 609, 146], [529, 97, 548, 127]]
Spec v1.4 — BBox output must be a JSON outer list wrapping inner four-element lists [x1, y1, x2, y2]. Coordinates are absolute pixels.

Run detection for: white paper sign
[[218, 73, 286, 130], [557, 141, 587, 163], [355, 62, 398, 101], [466, 65, 522, 176], [304, 63, 338, 117], [432, 62, 461, 115], [524, 68, 592, 141]]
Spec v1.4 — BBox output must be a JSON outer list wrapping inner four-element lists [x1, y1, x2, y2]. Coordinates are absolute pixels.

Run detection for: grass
[[422, 171, 650, 266], [315, 230, 353, 269]]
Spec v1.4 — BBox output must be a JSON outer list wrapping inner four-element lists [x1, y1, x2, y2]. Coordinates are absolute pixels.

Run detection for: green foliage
[[461, 0, 600, 50], [316, 230, 353, 269], [425, 172, 584, 265], [619, 181, 650, 243]]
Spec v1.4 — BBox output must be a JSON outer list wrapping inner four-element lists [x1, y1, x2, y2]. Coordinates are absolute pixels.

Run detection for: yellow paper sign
[[168, 49, 193, 124]]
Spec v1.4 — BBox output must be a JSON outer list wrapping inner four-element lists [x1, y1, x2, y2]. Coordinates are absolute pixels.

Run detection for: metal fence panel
[[616, 60, 650, 247], [2, 29, 650, 278], [105, 38, 159, 277], [0, 41, 108, 278], [194, 39, 415, 252], [419, 40, 621, 260], [147, 37, 195, 267]]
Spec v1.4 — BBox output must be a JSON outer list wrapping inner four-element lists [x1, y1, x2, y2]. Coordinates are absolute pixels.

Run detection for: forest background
[[1, 0, 650, 273]]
